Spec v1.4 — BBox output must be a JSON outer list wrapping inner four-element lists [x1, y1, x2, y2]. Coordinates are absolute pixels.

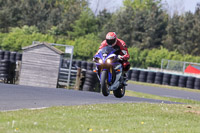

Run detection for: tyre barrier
[[129, 68, 200, 91], [170, 75, 179, 86], [138, 71, 148, 82], [81, 61, 87, 69], [178, 76, 187, 88], [154, 72, 163, 84], [10, 52, 17, 63], [0, 50, 4, 60], [15, 52, 22, 61], [0, 60, 16, 83], [194, 78, 200, 90], [87, 62, 94, 70], [76, 60, 81, 68], [0, 50, 22, 62], [82, 70, 100, 92], [131, 70, 140, 81], [3, 51, 10, 60], [162, 73, 171, 85], [127, 70, 132, 80], [147, 71, 156, 83], [58, 67, 78, 87], [186, 77, 195, 89]]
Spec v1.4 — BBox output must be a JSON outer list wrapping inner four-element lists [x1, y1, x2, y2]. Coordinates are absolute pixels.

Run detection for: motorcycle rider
[[94, 32, 130, 85]]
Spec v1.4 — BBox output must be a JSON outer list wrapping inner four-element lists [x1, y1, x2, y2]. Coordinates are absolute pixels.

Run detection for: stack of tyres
[[131, 70, 140, 81], [127, 70, 133, 80], [162, 73, 171, 85], [61, 59, 69, 68], [72, 60, 77, 68], [186, 77, 195, 89], [194, 78, 200, 90], [4, 51, 10, 60], [138, 71, 147, 82], [170, 75, 179, 86], [87, 62, 93, 70], [79, 70, 86, 90], [147, 71, 156, 83], [76, 60, 81, 68], [15, 52, 22, 61], [10, 52, 17, 63], [81, 61, 87, 70], [0, 50, 4, 60], [154, 72, 163, 84], [0, 60, 10, 81], [82, 70, 100, 92], [178, 76, 187, 88]]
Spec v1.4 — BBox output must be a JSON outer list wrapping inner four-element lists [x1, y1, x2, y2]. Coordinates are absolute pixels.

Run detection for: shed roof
[[22, 42, 64, 55]]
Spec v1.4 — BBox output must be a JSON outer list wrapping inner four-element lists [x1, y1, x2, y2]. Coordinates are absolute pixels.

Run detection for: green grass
[[126, 90, 200, 105], [1, 81, 200, 133], [0, 103, 200, 133], [128, 81, 200, 93], [126, 81, 200, 105]]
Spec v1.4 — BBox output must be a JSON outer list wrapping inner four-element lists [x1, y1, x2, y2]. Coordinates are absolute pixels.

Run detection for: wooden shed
[[19, 42, 64, 88]]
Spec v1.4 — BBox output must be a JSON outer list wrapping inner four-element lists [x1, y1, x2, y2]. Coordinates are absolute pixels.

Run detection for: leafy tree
[[163, 5, 200, 56], [1, 26, 55, 51], [123, 0, 162, 10], [0, 0, 21, 32], [68, 8, 98, 39], [0, 0, 88, 34], [69, 33, 101, 60], [96, 9, 112, 32], [56, 0, 88, 35]]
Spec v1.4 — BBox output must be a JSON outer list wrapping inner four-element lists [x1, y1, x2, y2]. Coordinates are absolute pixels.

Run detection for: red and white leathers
[[96, 38, 130, 72]]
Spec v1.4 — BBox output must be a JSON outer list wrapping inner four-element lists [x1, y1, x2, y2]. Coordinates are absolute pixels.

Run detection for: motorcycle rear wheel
[[101, 71, 110, 96], [113, 85, 125, 98]]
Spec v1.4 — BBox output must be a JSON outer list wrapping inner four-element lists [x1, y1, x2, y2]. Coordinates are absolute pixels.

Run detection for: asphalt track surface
[[0, 83, 180, 111], [127, 83, 200, 101]]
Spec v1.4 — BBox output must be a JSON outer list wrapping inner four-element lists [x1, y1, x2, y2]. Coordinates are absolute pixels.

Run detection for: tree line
[[1, 0, 200, 68]]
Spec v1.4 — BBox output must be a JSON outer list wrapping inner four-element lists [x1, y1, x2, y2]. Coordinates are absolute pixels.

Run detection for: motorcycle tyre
[[101, 70, 110, 96], [113, 85, 125, 98]]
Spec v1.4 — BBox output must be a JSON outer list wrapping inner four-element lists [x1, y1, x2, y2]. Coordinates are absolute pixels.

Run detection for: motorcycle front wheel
[[101, 70, 110, 96], [113, 85, 125, 98]]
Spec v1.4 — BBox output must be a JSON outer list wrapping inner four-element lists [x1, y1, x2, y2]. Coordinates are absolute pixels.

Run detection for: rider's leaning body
[[95, 32, 130, 72]]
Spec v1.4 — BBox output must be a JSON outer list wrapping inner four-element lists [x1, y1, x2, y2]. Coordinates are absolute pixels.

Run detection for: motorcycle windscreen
[[101, 46, 116, 55]]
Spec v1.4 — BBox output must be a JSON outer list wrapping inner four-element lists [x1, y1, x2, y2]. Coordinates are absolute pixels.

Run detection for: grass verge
[[128, 81, 200, 93], [126, 90, 200, 105], [0, 103, 200, 133]]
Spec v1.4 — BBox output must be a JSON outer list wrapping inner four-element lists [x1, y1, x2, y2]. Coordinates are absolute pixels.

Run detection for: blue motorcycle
[[93, 46, 126, 98]]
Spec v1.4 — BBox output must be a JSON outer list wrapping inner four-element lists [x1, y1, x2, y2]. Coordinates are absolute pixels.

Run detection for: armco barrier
[[129, 68, 200, 90]]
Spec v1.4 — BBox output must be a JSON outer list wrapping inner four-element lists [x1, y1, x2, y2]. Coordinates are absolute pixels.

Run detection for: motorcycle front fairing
[[94, 46, 123, 91]]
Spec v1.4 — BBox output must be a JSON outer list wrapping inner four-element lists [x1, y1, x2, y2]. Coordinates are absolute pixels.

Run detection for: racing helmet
[[106, 32, 117, 46]]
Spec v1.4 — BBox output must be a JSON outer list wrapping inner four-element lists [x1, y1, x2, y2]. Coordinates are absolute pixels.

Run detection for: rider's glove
[[118, 55, 124, 61]]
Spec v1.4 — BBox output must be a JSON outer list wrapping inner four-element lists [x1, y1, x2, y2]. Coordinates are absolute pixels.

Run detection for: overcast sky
[[89, 0, 200, 15]]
